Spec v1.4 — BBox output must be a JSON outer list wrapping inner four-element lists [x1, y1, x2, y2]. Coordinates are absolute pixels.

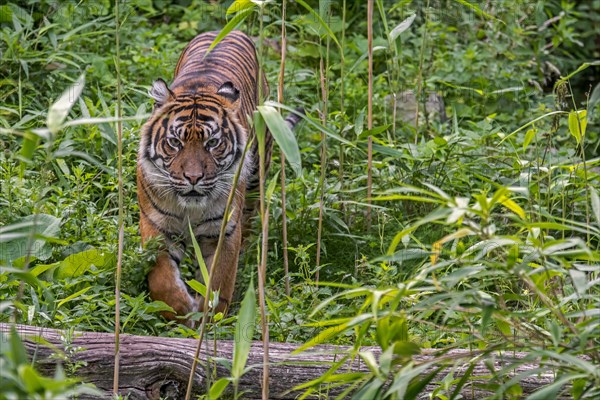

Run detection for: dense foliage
[[1, 0, 599, 398]]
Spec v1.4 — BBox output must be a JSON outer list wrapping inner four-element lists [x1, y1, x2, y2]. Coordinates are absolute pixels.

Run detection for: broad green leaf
[[0, 214, 61, 263], [499, 195, 526, 219], [9, 326, 29, 365], [205, 8, 255, 57], [57, 286, 92, 308], [231, 281, 256, 380], [392, 341, 421, 358], [18, 364, 44, 393], [19, 131, 40, 177], [389, 14, 416, 41], [265, 101, 355, 146], [257, 105, 301, 176], [568, 110, 587, 144], [47, 73, 85, 135], [254, 110, 267, 162], [209, 378, 231, 399], [186, 279, 207, 298], [55, 248, 108, 279], [523, 128, 536, 150], [226, 0, 255, 15]]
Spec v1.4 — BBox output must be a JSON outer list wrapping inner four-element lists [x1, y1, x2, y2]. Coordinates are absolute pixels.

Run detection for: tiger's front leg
[[148, 252, 198, 322], [140, 212, 197, 324]]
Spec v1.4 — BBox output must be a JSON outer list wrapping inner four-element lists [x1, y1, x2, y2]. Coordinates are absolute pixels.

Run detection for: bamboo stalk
[[316, 40, 329, 284], [256, 8, 270, 399], [278, 0, 290, 297], [113, 0, 123, 395], [339, 0, 347, 221], [366, 0, 374, 230], [415, 0, 431, 141]]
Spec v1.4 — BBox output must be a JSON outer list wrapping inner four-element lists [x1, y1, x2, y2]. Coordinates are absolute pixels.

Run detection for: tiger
[[137, 30, 300, 324]]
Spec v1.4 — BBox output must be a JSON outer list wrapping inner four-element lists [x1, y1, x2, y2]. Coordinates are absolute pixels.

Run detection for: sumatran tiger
[[137, 30, 299, 324]]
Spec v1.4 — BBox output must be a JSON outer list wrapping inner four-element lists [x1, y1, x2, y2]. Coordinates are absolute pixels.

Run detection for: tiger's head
[[139, 78, 250, 207]]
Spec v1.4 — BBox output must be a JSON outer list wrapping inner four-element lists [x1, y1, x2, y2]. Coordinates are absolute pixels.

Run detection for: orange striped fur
[[137, 31, 272, 324]]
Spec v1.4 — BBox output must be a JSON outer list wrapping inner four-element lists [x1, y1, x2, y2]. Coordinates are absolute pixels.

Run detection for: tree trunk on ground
[[0, 323, 566, 399]]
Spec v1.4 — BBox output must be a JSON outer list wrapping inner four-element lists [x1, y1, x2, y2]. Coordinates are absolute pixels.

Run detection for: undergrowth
[[1, 0, 599, 398]]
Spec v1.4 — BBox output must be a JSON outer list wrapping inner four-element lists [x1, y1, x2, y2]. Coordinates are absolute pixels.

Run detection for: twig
[[366, 0, 374, 230], [113, 0, 123, 395], [278, 0, 290, 297]]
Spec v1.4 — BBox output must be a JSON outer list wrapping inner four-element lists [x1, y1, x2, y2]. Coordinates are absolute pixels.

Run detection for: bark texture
[[1, 323, 565, 399]]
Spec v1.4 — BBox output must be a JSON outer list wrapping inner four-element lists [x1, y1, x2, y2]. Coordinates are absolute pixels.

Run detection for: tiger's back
[[137, 30, 274, 324]]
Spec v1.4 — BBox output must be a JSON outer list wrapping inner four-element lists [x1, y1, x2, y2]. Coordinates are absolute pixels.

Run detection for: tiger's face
[[140, 79, 249, 207]]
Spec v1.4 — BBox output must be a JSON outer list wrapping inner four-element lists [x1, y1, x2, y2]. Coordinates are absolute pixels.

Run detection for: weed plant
[[0, 0, 599, 398]]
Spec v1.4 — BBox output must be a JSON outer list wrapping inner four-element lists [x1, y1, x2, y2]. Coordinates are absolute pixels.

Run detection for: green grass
[[1, 0, 599, 398]]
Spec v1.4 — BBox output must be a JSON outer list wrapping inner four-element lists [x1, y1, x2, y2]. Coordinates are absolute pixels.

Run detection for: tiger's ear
[[217, 81, 240, 103], [149, 78, 174, 108]]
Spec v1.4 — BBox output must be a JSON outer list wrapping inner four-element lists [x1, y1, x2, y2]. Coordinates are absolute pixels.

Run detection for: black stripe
[[139, 170, 180, 219], [140, 207, 179, 242], [168, 250, 181, 264]]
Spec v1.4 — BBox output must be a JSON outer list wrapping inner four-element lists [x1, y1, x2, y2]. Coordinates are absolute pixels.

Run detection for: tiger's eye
[[166, 137, 182, 149], [206, 138, 220, 148]]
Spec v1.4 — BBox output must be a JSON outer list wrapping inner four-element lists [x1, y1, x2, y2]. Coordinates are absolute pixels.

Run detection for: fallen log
[[1, 323, 565, 399]]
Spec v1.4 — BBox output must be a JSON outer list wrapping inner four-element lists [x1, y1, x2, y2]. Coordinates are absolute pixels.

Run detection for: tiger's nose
[[183, 171, 203, 185]]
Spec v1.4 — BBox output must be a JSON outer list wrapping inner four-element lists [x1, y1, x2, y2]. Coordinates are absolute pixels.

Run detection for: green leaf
[[450, 363, 476, 400], [208, 378, 231, 399], [389, 14, 416, 41], [523, 128, 536, 150], [295, 0, 341, 50], [231, 281, 256, 380], [57, 286, 92, 308], [392, 341, 421, 358], [9, 326, 29, 366], [226, 0, 256, 15], [453, 0, 499, 22], [404, 366, 445, 400], [526, 374, 586, 400], [568, 110, 587, 144], [590, 187, 600, 227], [19, 131, 40, 177], [265, 101, 355, 146], [0, 214, 61, 263], [257, 105, 302, 176], [293, 322, 349, 354], [47, 73, 85, 135], [555, 61, 600, 88], [18, 364, 44, 393], [357, 124, 391, 140], [55, 248, 108, 279], [588, 82, 600, 119], [188, 220, 209, 286], [186, 279, 207, 298], [205, 8, 255, 57]]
